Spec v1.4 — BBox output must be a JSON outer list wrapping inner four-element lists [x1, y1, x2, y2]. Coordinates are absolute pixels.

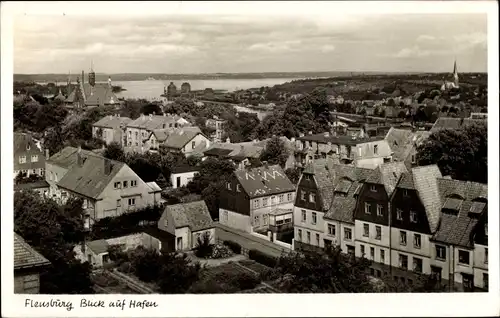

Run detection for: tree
[[417, 123, 487, 183], [195, 231, 213, 258], [129, 246, 162, 282], [120, 99, 148, 119], [103, 142, 126, 162], [14, 191, 93, 294], [141, 102, 162, 115], [285, 167, 302, 184], [260, 136, 289, 168]]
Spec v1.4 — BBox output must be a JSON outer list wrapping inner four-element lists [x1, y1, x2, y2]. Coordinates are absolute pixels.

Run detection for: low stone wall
[[106, 233, 161, 251]]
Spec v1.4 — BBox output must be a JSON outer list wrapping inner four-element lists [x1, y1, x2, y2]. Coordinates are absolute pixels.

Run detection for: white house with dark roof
[[125, 113, 190, 147], [92, 114, 132, 146], [158, 200, 215, 251], [48, 146, 162, 227], [170, 164, 199, 189], [219, 164, 295, 233], [14, 233, 51, 294], [147, 126, 211, 156]]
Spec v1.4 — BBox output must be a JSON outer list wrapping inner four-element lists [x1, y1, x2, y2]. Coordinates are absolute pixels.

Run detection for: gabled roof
[[164, 200, 214, 232], [366, 162, 408, 196], [87, 239, 109, 255], [47, 146, 95, 169], [93, 115, 132, 129], [354, 139, 392, 160], [67, 83, 118, 106], [384, 127, 415, 162], [235, 165, 295, 198], [57, 154, 125, 199], [163, 127, 204, 149], [146, 181, 162, 192], [430, 117, 486, 133], [433, 178, 488, 247], [14, 233, 50, 270], [203, 142, 264, 159], [14, 132, 43, 155], [127, 115, 186, 131], [14, 180, 50, 191]]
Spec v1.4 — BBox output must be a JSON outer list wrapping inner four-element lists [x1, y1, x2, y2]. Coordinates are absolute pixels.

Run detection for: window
[[254, 215, 259, 225], [413, 257, 423, 273], [227, 182, 231, 190], [483, 273, 489, 290], [263, 198, 268, 206], [399, 254, 408, 269], [114, 182, 121, 189], [364, 202, 371, 214], [344, 228, 352, 241], [374, 145, 378, 155], [370, 185, 377, 192], [116, 199, 121, 207], [271, 196, 276, 205], [236, 184, 241, 192], [301, 210, 306, 222], [316, 233, 320, 245], [396, 209, 403, 221], [306, 231, 311, 243], [462, 274, 473, 291], [363, 223, 369, 237], [400, 231, 407, 246], [297, 229, 302, 241], [312, 212, 317, 225], [131, 180, 137, 187], [458, 250, 470, 265], [370, 247, 375, 259], [360, 244, 365, 256], [31, 155, 38, 162], [19, 156, 26, 164], [279, 194, 284, 203], [253, 199, 260, 209], [412, 234, 422, 249], [263, 214, 268, 225], [403, 189, 409, 197], [411, 154, 416, 164], [380, 250, 385, 263], [287, 193, 292, 201], [485, 248, 488, 264], [123, 181, 128, 188], [328, 224, 336, 236], [375, 226, 381, 240], [436, 245, 446, 260], [309, 193, 316, 203], [410, 210, 418, 223], [192, 141, 196, 149], [377, 204, 383, 216], [128, 198, 136, 206], [301, 191, 306, 201]]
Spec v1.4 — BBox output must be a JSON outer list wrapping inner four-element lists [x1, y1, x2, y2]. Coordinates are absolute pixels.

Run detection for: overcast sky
[[13, 12, 487, 74]]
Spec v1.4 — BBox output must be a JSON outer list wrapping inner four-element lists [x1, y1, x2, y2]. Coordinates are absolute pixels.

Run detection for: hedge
[[248, 249, 277, 268], [223, 240, 242, 254]]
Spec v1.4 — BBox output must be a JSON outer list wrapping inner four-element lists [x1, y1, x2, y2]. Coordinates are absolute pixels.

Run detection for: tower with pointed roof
[[89, 60, 96, 87], [453, 59, 459, 87]]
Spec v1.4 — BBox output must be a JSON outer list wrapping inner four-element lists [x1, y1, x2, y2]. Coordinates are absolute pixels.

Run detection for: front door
[[176, 177, 181, 188], [176, 237, 183, 250], [431, 266, 442, 281]]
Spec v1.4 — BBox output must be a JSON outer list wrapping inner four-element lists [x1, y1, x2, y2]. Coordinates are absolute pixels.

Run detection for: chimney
[[82, 71, 85, 84], [263, 161, 268, 169], [45, 148, 50, 159], [308, 131, 312, 135], [104, 159, 112, 175], [77, 148, 83, 166]]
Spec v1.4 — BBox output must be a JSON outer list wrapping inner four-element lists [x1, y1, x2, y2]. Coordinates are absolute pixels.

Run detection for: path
[[215, 223, 291, 258]]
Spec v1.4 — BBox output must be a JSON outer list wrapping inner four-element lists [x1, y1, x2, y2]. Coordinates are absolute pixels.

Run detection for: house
[[293, 159, 373, 254], [354, 162, 408, 277], [384, 127, 430, 169], [219, 164, 296, 233], [14, 132, 47, 178], [92, 114, 132, 146], [66, 71, 119, 109], [14, 180, 50, 196], [430, 117, 486, 133], [14, 233, 51, 294], [431, 177, 488, 291], [389, 165, 442, 283], [170, 164, 198, 189], [49, 146, 162, 227], [149, 127, 211, 156], [206, 116, 226, 142], [295, 132, 393, 169], [158, 200, 215, 251], [203, 140, 264, 170], [125, 113, 190, 147]]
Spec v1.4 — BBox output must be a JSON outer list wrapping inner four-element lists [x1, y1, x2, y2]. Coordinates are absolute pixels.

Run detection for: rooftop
[[164, 200, 214, 232], [93, 115, 132, 129], [234, 165, 295, 198], [14, 233, 51, 270], [297, 132, 385, 146]]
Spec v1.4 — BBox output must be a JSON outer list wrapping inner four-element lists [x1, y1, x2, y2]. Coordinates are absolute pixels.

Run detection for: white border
[[2, 1, 499, 317]]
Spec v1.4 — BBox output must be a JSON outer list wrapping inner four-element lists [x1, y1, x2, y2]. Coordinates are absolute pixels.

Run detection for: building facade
[[14, 133, 47, 178], [92, 115, 132, 146]]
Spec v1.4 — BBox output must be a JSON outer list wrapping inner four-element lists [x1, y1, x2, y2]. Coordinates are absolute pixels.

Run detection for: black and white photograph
[[1, 1, 498, 317]]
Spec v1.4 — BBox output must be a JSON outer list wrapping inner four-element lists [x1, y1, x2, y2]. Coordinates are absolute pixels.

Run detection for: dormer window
[[236, 184, 241, 192], [442, 197, 463, 215], [410, 210, 417, 223], [309, 193, 316, 203], [469, 201, 486, 216], [370, 185, 377, 192], [227, 182, 231, 190]]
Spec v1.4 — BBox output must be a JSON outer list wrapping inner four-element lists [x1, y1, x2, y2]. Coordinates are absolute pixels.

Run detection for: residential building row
[[293, 159, 488, 291]]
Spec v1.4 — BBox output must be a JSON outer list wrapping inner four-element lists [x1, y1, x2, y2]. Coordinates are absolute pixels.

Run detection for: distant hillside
[[14, 71, 406, 83]]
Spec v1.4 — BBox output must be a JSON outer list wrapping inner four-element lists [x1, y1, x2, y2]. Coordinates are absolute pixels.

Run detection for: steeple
[[453, 58, 459, 87], [89, 59, 96, 87]]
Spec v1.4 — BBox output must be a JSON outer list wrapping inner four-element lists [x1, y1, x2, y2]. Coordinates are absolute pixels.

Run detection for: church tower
[[453, 59, 459, 87], [89, 60, 96, 87]]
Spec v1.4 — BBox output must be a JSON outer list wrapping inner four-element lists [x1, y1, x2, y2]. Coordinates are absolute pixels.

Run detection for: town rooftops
[[235, 164, 295, 198], [204, 142, 264, 160], [67, 83, 118, 106], [430, 117, 486, 133], [127, 114, 187, 130], [433, 178, 488, 247], [171, 163, 199, 174], [57, 152, 125, 199], [297, 132, 385, 146], [366, 162, 408, 196], [93, 115, 132, 129], [14, 233, 51, 271], [164, 200, 214, 232], [47, 146, 96, 169], [163, 127, 204, 150]]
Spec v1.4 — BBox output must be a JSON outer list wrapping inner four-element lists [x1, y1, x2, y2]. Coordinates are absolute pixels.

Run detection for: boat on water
[[146, 77, 156, 81]]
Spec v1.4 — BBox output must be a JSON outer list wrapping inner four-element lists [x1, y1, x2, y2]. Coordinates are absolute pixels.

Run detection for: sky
[[12, 5, 488, 74]]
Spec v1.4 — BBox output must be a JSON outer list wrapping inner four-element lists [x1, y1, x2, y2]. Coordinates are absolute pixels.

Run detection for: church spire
[[89, 59, 96, 87]]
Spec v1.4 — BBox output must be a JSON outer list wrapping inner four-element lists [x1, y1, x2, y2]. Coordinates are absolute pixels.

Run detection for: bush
[[117, 261, 133, 274], [195, 232, 213, 258], [223, 240, 242, 254], [210, 244, 233, 259], [248, 249, 277, 268], [129, 246, 162, 282], [232, 272, 260, 290]]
